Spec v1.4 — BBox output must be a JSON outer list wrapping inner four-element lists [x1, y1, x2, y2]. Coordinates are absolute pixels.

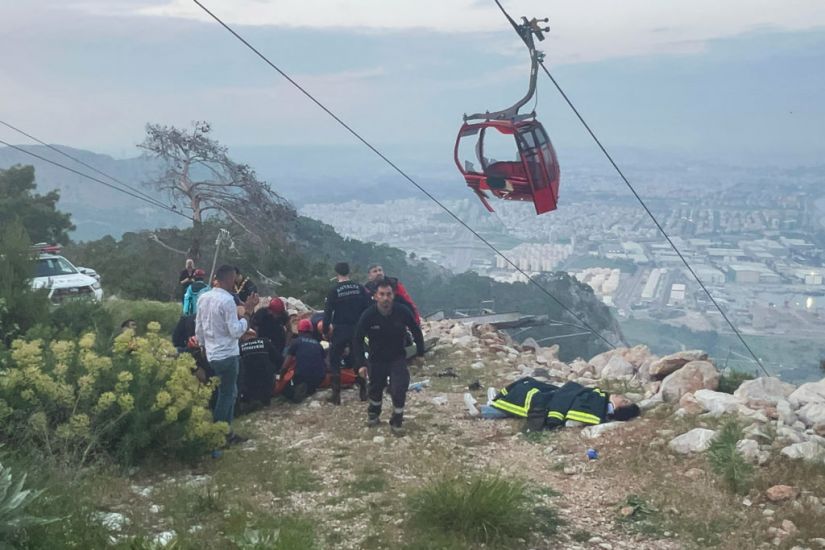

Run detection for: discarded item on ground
[[409, 379, 431, 392], [586, 448, 599, 460], [436, 367, 458, 378], [468, 380, 482, 391]]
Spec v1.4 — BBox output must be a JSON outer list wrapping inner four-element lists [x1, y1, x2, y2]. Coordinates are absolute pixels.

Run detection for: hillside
[[31, 317, 825, 549]]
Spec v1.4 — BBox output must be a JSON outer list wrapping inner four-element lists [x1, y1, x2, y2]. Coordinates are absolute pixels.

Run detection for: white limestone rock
[[668, 428, 717, 454]]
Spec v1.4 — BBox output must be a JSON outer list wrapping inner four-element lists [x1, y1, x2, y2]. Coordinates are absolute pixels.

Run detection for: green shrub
[[25, 301, 115, 348], [707, 419, 752, 494], [0, 323, 226, 467], [104, 299, 182, 336], [717, 369, 756, 394], [0, 460, 57, 538], [407, 474, 555, 544]]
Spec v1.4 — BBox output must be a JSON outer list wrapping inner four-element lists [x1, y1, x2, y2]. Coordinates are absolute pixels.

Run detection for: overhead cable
[[191, 0, 618, 350]]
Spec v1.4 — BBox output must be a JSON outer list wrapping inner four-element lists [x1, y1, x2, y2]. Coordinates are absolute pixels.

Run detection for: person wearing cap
[[238, 328, 280, 407], [281, 319, 327, 403], [251, 297, 288, 360], [182, 268, 209, 316], [322, 262, 371, 405], [195, 264, 259, 448]]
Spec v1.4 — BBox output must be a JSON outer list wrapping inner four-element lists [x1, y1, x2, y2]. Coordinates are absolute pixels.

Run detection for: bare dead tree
[[139, 121, 295, 260]]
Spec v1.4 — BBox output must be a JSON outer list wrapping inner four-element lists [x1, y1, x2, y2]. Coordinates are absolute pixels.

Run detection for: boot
[[389, 412, 405, 436], [356, 376, 368, 402], [327, 375, 341, 405]]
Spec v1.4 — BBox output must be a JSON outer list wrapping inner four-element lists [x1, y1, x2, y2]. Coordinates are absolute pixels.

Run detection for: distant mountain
[[0, 145, 182, 241]]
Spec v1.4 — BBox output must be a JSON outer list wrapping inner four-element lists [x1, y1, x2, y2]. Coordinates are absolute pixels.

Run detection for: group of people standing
[[178, 259, 425, 451]]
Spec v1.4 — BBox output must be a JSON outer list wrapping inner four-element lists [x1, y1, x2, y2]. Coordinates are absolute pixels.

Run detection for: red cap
[[268, 297, 285, 314], [297, 319, 312, 333], [193, 268, 206, 278]]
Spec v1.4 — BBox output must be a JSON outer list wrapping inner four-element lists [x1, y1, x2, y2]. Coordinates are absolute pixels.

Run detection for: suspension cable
[[0, 119, 173, 212], [0, 138, 193, 221], [490, 1, 770, 376], [191, 0, 617, 350]]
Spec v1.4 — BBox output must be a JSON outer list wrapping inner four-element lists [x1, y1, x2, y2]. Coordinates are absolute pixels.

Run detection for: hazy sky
[[1, 0, 824, 163]]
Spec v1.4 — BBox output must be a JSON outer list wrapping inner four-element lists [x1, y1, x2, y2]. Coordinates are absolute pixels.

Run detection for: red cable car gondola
[[454, 12, 560, 215]]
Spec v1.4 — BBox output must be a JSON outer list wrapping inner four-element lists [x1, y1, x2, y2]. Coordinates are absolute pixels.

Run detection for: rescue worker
[[238, 328, 280, 407], [487, 377, 641, 430], [353, 279, 424, 434], [322, 262, 371, 405], [234, 268, 258, 303], [364, 264, 421, 325], [251, 297, 288, 360], [182, 269, 209, 316], [282, 319, 327, 403]]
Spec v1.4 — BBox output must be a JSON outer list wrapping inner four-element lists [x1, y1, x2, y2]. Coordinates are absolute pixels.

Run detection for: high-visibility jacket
[[533, 381, 609, 429], [491, 378, 610, 430], [490, 377, 560, 418]]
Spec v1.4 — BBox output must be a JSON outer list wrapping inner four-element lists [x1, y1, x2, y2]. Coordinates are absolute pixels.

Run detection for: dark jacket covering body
[[322, 280, 371, 339], [491, 377, 610, 429], [353, 303, 424, 366]]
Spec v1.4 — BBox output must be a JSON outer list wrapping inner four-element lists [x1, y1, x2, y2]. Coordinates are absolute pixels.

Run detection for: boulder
[[797, 403, 825, 428], [788, 380, 825, 409], [694, 389, 743, 416], [776, 426, 806, 444], [521, 337, 540, 351], [736, 439, 769, 465], [452, 335, 477, 348], [570, 360, 595, 378], [765, 485, 799, 502], [620, 345, 653, 368], [638, 392, 664, 411], [589, 350, 620, 374], [776, 399, 797, 426], [734, 377, 795, 406], [780, 441, 825, 462], [660, 361, 720, 402], [581, 422, 625, 439], [537, 345, 559, 363], [649, 350, 708, 380], [600, 355, 635, 380], [678, 392, 704, 415], [669, 428, 717, 454]]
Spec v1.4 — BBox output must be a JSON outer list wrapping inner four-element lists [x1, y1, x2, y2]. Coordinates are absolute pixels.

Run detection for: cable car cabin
[[454, 119, 560, 215]]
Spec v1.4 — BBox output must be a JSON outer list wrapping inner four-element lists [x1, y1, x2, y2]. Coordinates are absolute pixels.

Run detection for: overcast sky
[[1, 0, 824, 163]]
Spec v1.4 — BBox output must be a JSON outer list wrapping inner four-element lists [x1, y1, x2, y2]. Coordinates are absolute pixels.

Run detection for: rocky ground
[[96, 319, 825, 549]]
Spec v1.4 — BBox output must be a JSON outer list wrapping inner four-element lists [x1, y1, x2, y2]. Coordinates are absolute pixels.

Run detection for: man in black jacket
[[353, 280, 424, 434], [323, 262, 371, 405]]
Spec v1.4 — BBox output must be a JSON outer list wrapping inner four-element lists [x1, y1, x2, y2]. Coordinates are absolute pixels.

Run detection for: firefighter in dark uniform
[[353, 279, 424, 434], [322, 262, 371, 405], [491, 377, 641, 431]]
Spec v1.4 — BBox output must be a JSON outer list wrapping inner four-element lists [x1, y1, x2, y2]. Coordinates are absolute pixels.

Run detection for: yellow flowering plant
[[0, 323, 226, 467]]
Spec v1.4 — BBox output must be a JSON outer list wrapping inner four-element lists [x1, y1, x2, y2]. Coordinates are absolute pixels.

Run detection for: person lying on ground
[[465, 377, 640, 431]]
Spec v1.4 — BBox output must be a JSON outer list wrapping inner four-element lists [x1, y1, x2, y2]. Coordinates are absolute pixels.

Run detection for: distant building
[[668, 283, 686, 305], [727, 264, 780, 284], [641, 268, 666, 301]]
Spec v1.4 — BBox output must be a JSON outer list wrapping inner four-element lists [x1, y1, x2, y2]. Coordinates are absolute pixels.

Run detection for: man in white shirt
[[196, 264, 259, 445]]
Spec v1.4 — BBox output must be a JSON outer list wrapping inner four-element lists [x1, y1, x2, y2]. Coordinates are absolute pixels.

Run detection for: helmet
[[268, 297, 285, 315], [297, 319, 312, 333], [193, 268, 206, 278]]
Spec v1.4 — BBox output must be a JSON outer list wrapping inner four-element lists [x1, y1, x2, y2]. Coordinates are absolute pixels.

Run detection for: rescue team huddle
[[172, 260, 639, 451]]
